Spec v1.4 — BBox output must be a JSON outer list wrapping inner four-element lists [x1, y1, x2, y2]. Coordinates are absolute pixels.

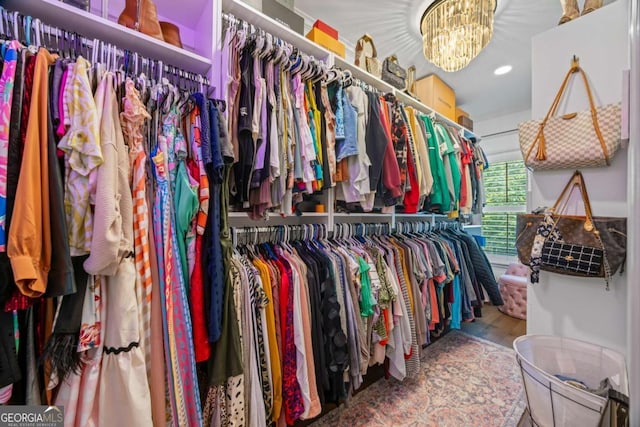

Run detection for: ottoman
[[497, 263, 529, 320]]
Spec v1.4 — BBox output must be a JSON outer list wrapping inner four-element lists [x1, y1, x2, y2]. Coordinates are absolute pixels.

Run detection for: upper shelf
[[333, 56, 478, 141], [219, 0, 479, 141], [2, 0, 212, 74], [221, 0, 332, 60], [333, 56, 396, 94], [394, 91, 478, 140]]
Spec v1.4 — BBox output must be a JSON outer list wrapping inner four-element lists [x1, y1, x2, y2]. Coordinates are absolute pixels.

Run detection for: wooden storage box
[[456, 107, 473, 130], [456, 107, 469, 119], [414, 74, 456, 121], [458, 116, 473, 131], [306, 28, 345, 57]]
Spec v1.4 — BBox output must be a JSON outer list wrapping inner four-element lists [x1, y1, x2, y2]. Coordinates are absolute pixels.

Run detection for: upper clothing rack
[[3, 0, 479, 142], [221, 0, 479, 142]]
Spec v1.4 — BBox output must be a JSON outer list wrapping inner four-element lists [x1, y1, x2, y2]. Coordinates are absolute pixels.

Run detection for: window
[[482, 160, 528, 256]]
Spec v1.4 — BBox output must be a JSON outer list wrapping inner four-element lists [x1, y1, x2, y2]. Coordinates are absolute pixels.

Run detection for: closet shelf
[[395, 213, 439, 218], [333, 56, 397, 94], [394, 91, 478, 141], [332, 57, 479, 141], [4, 0, 212, 74], [221, 0, 332, 60], [394, 213, 452, 223], [333, 213, 393, 218], [228, 212, 329, 218]]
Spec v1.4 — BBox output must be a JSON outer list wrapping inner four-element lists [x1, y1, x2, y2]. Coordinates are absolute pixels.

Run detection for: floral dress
[[152, 105, 203, 427]]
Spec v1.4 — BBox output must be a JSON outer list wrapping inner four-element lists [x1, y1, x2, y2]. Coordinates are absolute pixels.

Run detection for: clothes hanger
[[0, 8, 6, 40], [235, 22, 247, 50], [289, 49, 302, 74], [274, 39, 286, 66], [300, 56, 315, 80], [11, 11, 19, 44], [262, 32, 276, 62], [342, 69, 353, 88], [324, 68, 340, 84], [252, 28, 264, 58], [311, 59, 325, 82], [311, 61, 326, 84]]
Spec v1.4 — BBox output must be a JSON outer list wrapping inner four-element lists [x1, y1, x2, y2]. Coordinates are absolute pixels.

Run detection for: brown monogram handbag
[[518, 58, 621, 170], [515, 171, 626, 287]]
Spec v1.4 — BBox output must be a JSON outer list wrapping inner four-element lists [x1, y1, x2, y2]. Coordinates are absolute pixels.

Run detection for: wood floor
[[461, 304, 530, 427], [461, 303, 527, 349]]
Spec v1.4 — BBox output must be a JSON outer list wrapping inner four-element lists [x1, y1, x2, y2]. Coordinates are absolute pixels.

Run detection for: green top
[[358, 256, 375, 317], [174, 160, 200, 289], [420, 115, 450, 213], [435, 123, 461, 210]]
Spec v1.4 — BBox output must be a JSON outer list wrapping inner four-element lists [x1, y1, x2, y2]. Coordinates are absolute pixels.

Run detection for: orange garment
[[253, 258, 283, 422], [391, 240, 415, 314], [335, 158, 349, 182], [8, 48, 55, 297], [428, 278, 440, 329]]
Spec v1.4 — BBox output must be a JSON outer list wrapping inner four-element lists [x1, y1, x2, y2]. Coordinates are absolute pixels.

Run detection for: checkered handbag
[[518, 58, 621, 170], [516, 171, 627, 288], [541, 240, 604, 277]]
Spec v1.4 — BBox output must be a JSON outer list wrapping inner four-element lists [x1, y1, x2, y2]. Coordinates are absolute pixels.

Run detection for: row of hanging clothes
[[218, 13, 332, 219], [0, 7, 233, 427], [215, 13, 489, 220], [214, 220, 503, 427], [0, 5, 499, 427], [329, 82, 488, 216]]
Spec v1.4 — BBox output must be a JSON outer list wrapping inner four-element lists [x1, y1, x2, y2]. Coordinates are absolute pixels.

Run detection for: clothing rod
[[480, 128, 518, 139], [230, 220, 462, 246], [222, 11, 327, 64]]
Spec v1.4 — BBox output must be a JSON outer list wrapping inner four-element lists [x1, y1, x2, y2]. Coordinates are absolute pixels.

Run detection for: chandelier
[[420, 0, 496, 72]]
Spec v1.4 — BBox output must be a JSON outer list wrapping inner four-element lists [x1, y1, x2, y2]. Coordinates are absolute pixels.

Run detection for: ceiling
[[294, 0, 616, 121]]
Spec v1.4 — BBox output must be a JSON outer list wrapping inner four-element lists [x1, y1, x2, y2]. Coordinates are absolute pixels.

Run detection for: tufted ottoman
[[497, 263, 529, 320]]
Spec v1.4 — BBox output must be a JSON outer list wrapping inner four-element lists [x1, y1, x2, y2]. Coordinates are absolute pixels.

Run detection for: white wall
[[476, 109, 531, 161], [528, 0, 629, 355], [627, 0, 639, 416]]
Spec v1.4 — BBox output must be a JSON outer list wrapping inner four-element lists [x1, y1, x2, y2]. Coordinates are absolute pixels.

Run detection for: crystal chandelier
[[421, 0, 496, 72]]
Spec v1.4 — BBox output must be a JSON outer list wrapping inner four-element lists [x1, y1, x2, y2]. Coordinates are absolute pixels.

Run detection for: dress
[[119, 79, 153, 381], [153, 105, 203, 427], [92, 72, 152, 427]]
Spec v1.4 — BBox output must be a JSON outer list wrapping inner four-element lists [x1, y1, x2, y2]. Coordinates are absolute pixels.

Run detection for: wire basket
[[513, 335, 628, 427]]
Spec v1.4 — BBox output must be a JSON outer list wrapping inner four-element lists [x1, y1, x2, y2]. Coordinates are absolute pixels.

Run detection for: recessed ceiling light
[[494, 65, 513, 75]]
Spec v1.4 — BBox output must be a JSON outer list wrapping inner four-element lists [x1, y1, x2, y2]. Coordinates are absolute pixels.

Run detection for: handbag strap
[[525, 58, 610, 164], [550, 170, 615, 288], [552, 170, 596, 231]]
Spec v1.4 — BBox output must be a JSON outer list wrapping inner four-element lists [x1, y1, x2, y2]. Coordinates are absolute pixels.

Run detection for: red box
[[313, 20, 339, 40]]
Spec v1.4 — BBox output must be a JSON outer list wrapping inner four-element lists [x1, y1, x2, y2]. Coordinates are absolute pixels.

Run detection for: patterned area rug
[[311, 331, 526, 427]]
